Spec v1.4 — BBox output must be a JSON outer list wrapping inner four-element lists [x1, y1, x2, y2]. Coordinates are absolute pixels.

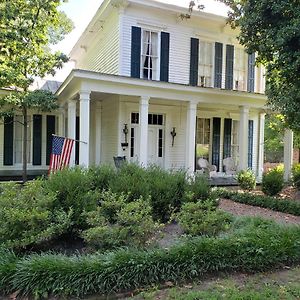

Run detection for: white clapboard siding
[[77, 10, 120, 75]]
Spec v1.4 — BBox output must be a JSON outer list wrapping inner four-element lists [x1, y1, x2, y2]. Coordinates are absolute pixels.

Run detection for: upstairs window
[[234, 48, 247, 91], [141, 30, 158, 80], [198, 41, 213, 87]]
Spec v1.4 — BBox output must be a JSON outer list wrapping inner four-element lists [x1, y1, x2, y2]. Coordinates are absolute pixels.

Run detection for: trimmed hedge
[[1, 220, 300, 298], [216, 189, 300, 216]]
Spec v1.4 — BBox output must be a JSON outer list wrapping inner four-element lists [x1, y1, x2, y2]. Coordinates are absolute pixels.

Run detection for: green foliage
[[1, 218, 300, 298], [177, 200, 232, 236], [292, 164, 300, 190], [87, 164, 116, 191], [45, 167, 96, 228], [184, 174, 211, 203], [237, 169, 256, 190], [0, 181, 72, 249], [82, 191, 159, 249], [0, 248, 18, 293], [215, 188, 300, 216], [262, 165, 284, 196], [216, 0, 300, 131]]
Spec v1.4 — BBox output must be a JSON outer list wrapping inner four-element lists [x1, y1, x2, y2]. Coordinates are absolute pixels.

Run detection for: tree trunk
[[22, 106, 28, 182]]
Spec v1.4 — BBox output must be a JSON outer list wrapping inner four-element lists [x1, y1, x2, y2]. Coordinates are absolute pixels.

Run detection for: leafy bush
[[82, 191, 159, 249], [184, 174, 211, 203], [215, 189, 300, 216], [87, 164, 116, 191], [0, 181, 72, 249], [2, 218, 300, 298], [237, 169, 256, 190], [262, 165, 284, 196], [177, 200, 232, 236], [110, 164, 187, 222], [45, 167, 96, 228], [292, 164, 300, 189]]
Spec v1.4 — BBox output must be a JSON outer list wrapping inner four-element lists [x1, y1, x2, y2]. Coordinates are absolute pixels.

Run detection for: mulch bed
[[219, 198, 300, 225]]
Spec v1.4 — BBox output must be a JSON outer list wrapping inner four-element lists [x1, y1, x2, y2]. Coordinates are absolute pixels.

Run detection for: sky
[[49, 0, 229, 82]]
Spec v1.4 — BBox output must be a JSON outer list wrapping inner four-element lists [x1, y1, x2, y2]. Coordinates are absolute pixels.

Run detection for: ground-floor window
[[196, 118, 211, 170], [231, 120, 239, 166]]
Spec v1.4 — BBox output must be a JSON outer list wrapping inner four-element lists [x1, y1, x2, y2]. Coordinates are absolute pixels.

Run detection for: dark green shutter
[[247, 53, 255, 92], [46, 115, 56, 165], [32, 114, 42, 165], [212, 117, 221, 171], [214, 42, 223, 88], [75, 116, 79, 165], [248, 120, 254, 169], [3, 116, 14, 166], [223, 118, 232, 160], [131, 26, 141, 78], [189, 38, 199, 86], [160, 32, 170, 82], [225, 45, 234, 90]]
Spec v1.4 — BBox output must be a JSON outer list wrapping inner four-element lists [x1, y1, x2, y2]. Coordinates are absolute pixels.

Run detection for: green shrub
[[292, 164, 300, 189], [45, 167, 96, 228], [237, 169, 256, 190], [87, 164, 116, 191], [0, 181, 72, 249], [82, 191, 159, 249], [177, 200, 232, 236], [262, 165, 284, 196], [2, 219, 300, 298], [184, 174, 211, 203], [0, 248, 18, 293]]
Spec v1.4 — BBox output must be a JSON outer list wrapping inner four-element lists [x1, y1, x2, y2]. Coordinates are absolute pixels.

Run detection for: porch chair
[[223, 157, 237, 175], [197, 158, 217, 177], [113, 156, 126, 169]]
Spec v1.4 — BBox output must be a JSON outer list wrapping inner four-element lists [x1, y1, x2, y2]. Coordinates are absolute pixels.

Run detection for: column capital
[[68, 99, 77, 108], [79, 90, 91, 101], [239, 105, 249, 113], [140, 96, 150, 105], [259, 111, 266, 118], [187, 101, 198, 110]]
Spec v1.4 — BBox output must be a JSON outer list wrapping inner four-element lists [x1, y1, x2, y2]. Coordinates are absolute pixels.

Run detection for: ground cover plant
[[1, 217, 300, 298], [215, 188, 300, 216]]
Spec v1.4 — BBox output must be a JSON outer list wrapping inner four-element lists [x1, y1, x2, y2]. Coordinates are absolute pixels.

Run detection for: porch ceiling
[[56, 69, 267, 109]]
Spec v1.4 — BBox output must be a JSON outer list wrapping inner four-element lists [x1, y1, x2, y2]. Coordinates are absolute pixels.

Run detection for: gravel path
[[219, 198, 300, 225]]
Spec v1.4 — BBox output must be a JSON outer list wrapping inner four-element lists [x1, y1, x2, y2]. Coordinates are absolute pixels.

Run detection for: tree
[[0, 0, 73, 182]]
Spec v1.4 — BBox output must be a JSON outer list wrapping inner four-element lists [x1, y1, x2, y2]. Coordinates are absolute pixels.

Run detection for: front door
[[147, 126, 164, 167]]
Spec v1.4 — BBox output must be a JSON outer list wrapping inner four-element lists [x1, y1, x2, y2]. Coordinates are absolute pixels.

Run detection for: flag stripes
[[48, 136, 74, 174]]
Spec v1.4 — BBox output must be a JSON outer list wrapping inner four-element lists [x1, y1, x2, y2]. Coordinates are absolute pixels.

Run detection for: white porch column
[[139, 96, 149, 166], [67, 100, 76, 166], [186, 101, 197, 173], [238, 106, 249, 170], [79, 91, 91, 167], [284, 129, 294, 182], [257, 112, 266, 180], [58, 107, 65, 136], [95, 102, 102, 165]]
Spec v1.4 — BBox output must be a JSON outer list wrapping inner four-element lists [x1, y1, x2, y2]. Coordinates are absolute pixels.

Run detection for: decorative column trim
[[257, 112, 265, 180], [186, 101, 197, 174], [238, 105, 249, 171], [68, 100, 77, 166], [284, 129, 294, 182], [139, 96, 149, 167], [79, 90, 91, 167]]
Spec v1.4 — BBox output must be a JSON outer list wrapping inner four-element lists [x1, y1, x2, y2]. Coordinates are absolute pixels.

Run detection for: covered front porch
[[57, 70, 269, 180]]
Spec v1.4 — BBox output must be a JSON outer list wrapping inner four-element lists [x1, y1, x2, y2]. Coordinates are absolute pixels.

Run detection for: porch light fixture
[[170, 127, 176, 147], [121, 123, 129, 150]]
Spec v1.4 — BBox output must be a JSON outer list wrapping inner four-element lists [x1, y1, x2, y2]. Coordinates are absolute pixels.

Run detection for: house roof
[[69, 0, 230, 60]]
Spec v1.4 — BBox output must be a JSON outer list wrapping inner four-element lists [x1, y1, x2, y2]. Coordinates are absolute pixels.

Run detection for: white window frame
[[140, 29, 160, 81], [198, 40, 214, 87]]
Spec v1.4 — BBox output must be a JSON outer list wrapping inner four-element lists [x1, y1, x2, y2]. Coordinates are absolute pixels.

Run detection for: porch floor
[[209, 175, 238, 186]]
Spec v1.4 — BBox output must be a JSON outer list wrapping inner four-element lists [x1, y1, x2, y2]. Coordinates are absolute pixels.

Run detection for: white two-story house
[[0, 0, 269, 178]]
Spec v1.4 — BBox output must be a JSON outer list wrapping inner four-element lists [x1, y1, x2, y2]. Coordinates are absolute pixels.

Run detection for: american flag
[[49, 136, 74, 174]]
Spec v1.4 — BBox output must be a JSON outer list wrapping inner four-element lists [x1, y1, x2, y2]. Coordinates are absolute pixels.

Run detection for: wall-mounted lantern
[[121, 123, 129, 150], [170, 127, 176, 147]]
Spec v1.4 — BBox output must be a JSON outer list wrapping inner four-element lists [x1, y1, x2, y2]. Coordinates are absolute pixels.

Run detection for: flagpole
[[52, 134, 88, 144]]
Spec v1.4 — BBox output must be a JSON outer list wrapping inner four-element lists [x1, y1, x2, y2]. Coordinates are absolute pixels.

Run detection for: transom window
[[141, 30, 158, 80], [130, 113, 164, 125]]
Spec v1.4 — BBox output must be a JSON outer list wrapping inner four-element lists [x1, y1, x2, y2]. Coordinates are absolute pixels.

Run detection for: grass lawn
[[130, 266, 300, 300]]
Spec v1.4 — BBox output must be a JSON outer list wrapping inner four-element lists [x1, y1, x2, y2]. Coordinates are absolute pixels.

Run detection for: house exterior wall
[[75, 10, 120, 75]]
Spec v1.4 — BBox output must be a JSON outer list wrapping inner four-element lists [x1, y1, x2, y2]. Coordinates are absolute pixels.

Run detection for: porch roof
[[56, 69, 267, 109]]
